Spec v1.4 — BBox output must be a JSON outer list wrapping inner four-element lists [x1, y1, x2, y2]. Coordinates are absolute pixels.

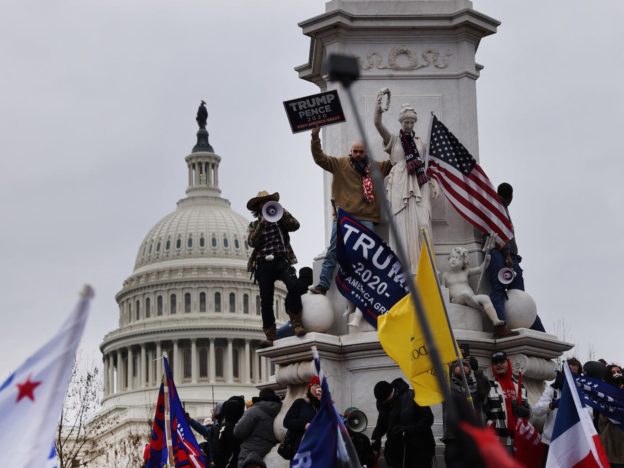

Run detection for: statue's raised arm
[[374, 88, 391, 146]]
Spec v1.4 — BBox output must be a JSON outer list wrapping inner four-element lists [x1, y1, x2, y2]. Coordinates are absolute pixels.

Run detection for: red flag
[[145, 382, 168, 468], [513, 373, 547, 467]]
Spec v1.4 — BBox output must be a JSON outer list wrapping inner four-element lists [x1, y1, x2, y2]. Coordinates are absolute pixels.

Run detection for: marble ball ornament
[[301, 293, 334, 332], [504, 289, 538, 329]]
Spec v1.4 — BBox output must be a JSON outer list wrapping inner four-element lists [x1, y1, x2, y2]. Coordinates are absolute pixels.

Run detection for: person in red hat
[[246, 190, 305, 347], [282, 376, 322, 456]]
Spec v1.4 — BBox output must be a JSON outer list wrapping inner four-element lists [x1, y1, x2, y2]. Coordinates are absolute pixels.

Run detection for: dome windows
[[234, 238, 240, 249], [214, 292, 221, 313], [223, 236, 229, 248], [184, 293, 192, 313], [243, 294, 249, 314], [199, 236, 205, 248], [156, 241, 161, 253], [176, 237, 181, 249], [211, 235, 217, 248], [229, 293, 236, 313], [146, 297, 151, 318], [157, 295, 163, 316], [170, 294, 177, 314], [199, 292, 206, 312], [165, 239, 171, 251], [187, 236, 193, 248]]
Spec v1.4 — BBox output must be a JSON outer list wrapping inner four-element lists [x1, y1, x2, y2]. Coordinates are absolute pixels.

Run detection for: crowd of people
[[169, 374, 435, 468], [444, 352, 624, 467]]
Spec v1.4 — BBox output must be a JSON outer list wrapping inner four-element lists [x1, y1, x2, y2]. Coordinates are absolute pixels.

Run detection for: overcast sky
[[1, 0, 623, 379]]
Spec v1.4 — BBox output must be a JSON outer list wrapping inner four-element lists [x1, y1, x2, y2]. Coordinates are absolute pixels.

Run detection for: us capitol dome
[[92, 111, 287, 463]]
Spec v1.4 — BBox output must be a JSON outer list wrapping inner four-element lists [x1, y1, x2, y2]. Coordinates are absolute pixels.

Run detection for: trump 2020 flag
[[292, 347, 361, 468], [163, 357, 206, 468], [575, 374, 624, 427], [0, 286, 92, 468], [145, 381, 169, 468], [546, 363, 609, 468], [335, 208, 409, 327]]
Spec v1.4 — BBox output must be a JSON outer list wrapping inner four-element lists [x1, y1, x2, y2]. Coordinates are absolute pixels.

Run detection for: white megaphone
[[261, 201, 283, 222], [497, 267, 516, 285], [343, 407, 368, 433]]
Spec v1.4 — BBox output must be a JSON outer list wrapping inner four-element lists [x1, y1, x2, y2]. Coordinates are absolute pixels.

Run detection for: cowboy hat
[[246, 191, 280, 211]]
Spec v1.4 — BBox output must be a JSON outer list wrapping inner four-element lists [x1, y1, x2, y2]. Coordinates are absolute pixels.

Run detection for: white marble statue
[[441, 247, 503, 327], [374, 90, 439, 273]]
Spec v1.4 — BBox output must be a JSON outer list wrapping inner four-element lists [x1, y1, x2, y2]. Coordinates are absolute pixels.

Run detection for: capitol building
[[88, 120, 287, 465]]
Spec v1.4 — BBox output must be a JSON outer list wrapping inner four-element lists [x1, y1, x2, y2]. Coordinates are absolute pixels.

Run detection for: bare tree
[[55, 359, 102, 468], [55, 356, 146, 467]]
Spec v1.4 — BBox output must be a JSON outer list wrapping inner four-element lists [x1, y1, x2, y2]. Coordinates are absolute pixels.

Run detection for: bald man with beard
[[308, 126, 392, 295]]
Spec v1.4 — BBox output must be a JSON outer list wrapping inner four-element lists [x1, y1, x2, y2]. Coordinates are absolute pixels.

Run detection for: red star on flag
[[16, 376, 42, 402]]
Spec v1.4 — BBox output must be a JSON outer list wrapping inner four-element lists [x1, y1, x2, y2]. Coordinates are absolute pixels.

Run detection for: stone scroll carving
[[509, 354, 557, 381], [358, 47, 452, 71]]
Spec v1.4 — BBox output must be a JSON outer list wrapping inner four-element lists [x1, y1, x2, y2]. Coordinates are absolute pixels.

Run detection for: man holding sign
[[308, 126, 392, 296]]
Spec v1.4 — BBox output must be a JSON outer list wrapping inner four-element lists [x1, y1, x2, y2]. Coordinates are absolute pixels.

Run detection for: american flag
[[426, 116, 513, 245]]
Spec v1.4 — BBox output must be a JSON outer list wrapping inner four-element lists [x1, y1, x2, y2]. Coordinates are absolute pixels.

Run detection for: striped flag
[[292, 347, 361, 468], [427, 116, 513, 245], [546, 363, 609, 468]]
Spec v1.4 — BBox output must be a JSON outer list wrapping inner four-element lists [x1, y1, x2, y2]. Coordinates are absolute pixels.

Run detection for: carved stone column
[[108, 353, 115, 395], [147, 347, 153, 386], [209, 338, 216, 382], [191, 339, 198, 384], [244, 340, 251, 384], [140, 344, 146, 388], [226, 339, 233, 383], [253, 345, 259, 383], [116, 349, 122, 392], [128, 347, 134, 391], [173, 340, 179, 378]]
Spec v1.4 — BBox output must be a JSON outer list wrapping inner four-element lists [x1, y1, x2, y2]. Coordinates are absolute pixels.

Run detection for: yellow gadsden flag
[[378, 242, 456, 406]]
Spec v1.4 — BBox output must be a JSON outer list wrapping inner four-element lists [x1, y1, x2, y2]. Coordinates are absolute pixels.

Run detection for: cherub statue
[[441, 247, 504, 328]]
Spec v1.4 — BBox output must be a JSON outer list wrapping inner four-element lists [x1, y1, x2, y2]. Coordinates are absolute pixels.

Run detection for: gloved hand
[[389, 425, 407, 437], [371, 438, 381, 454], [511, 400, 530, 419], [469, 356, 479, 372]]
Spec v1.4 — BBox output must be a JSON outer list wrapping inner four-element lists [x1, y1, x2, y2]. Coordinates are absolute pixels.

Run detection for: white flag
[[0, 286, 92, 467]]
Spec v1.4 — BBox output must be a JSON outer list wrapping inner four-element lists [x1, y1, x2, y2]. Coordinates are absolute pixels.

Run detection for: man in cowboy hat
[[247, 191, 305, 347]]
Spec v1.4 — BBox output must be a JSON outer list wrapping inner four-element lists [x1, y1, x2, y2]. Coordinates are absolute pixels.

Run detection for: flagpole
[[162, 353, 175, 467], [421, 229, 473, 403], [339, 79, 451, 404]]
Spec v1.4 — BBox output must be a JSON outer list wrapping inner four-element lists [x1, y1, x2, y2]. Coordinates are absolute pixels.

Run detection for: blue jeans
[[318, 217, 375, 290], [487, 249, 545, 332]]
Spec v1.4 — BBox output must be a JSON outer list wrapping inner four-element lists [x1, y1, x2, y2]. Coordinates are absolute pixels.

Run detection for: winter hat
[[259, 388, 277, 400], [491, 351, 508, 363], [307, 376, 321, 388], [374, 381, 393, 402]]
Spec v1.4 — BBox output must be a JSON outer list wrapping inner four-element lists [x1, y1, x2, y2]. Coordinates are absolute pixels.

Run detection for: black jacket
[[372, 379, 435, 468], [283, 397, 319, 452]]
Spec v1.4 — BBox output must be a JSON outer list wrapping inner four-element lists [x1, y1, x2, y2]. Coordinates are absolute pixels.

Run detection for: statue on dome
[[373, 89, 440, 274], [196, 100, 208, 129]]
